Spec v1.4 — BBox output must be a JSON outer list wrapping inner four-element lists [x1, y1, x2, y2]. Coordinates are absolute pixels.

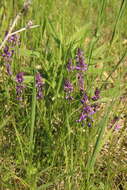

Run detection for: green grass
[[0, 0, 127, 189]]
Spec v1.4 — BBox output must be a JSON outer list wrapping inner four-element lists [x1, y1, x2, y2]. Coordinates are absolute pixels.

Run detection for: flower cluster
[[5, 64, 44, 102], [64, 48, 87, 98], [15, 72, 44, 102], [92, 88, 100, 101], [66, 49, 87, 71], [77, 92, 100, 127], [64, 79, 74, 100], [67, 59, 74, 71], [2, 46, 14, 62], [1, 33, 20, 77], [2, 33, 20, 63], [35, 73, 44, 99], [15, 72, 25, 101], [1, 32, 44, 103], [64, 48, 101, 127], [76, 48, 87, 71]]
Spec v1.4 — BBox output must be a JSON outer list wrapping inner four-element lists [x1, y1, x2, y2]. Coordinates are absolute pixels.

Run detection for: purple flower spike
[[16, 72, 24, 83], [8, 34, 17, 43], [77, 73, 84, 91], [35, 73, 44, 99], [83, 105, 95, 115], [36, 73, 44, 87], [81, 93, 88, 104], [64, 80, 73, 93], [76, 48, 87, 71], [6, 63, 12, 76], [77, 48, 84, 57], [2, 45, 14, 62], [64, 79, 74, 100], [67, 59, 74, 71], [76, 112, 87, 122], [92, 88, 100, 101], [15, 72, 25, 102], [1, 33, 20, 63], [8, 34, 20, 46], [37, 89, 43, 99]]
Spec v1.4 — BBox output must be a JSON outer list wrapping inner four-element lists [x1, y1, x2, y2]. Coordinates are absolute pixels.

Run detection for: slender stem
[[30, 73, 36, 154], [8, 25, 40, 36]]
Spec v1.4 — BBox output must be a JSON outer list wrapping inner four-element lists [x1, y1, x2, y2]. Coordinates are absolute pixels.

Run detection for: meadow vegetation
[[0, 0, 127, 189]]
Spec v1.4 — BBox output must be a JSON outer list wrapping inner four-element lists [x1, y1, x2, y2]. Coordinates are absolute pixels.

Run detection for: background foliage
[[0, 0, 127, 189]]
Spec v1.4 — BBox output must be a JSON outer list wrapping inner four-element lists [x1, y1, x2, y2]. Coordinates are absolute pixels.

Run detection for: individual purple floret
[[67, 59, 74, 71], [8, 34, 20, 47], [8, 34, 18, 44], [75, 48, 87, 71], [64, 79, 74, 100], [35, 73, 44, 99], [77, 104, 95, 124], [81, 92, 88, 104], [92, 88, 100, 101], [15, 72, 25, 101], [2, 46, 14, 62], [76, 111, 87, 122], [6, 63, 12, 76], [83, 105, 95, 116], [77, 73, 84, 92], [64, 80, 73, 93], [16, 72, 24, 83]]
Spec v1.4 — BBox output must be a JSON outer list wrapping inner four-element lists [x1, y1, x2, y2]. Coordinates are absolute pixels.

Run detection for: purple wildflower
[[35, 73, 44, 99], [92, 88, 100, 101], [81, 93, 88, 104], [15, 72, 25, 101], [77, 104, 95, 125], [6, 63, 12, 76], [64, 79, 74, 100], [8, 34, 17, 43], [77, 73, 84, 91], [2, 46, 14, 62], [75, 48, 87, 71], [76, 112, 87, 122], [8, 34, 20, 47], [64, 80, 73, 93], [77, 92, 95, 125], [1, 34, 20, 63], [16, 72, 24, 83], [67, 59, 74, 71], [83, 105, 95, 115]]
